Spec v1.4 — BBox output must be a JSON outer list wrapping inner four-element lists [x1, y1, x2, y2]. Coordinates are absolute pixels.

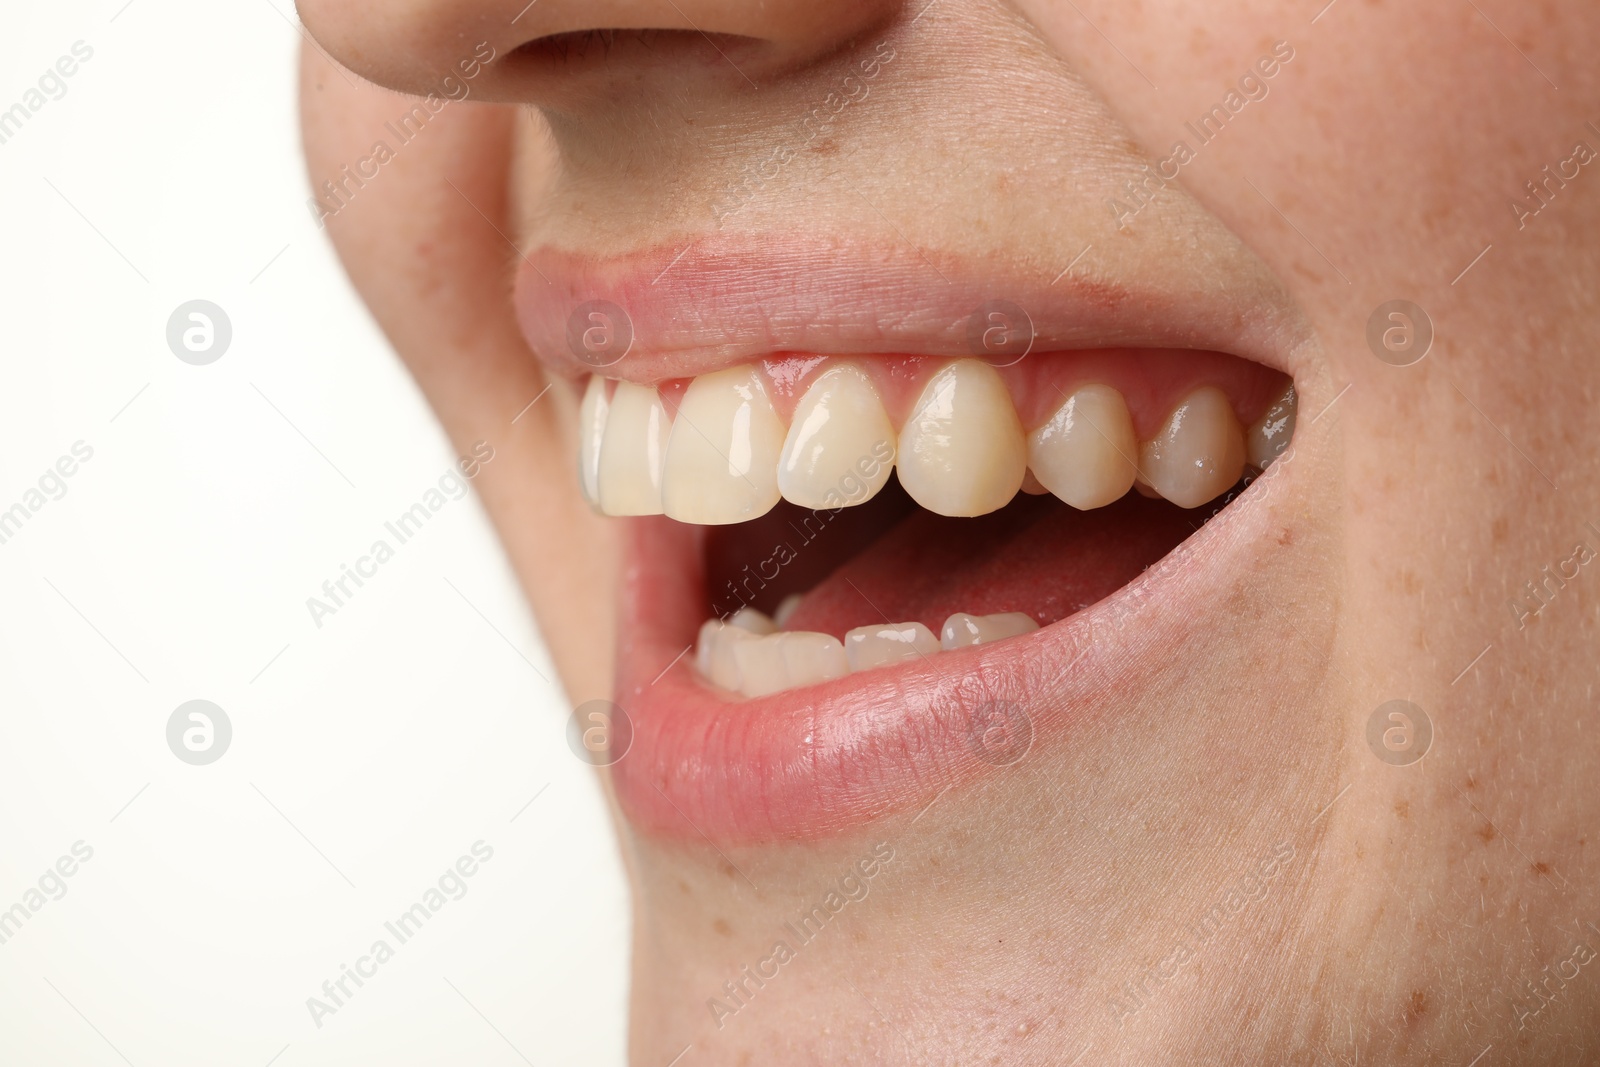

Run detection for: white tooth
[[779, 631, 849, 687], [939, 611, 1039, 650], [777, 364, 897, 509], [1020, 470, 1050, 495], [577, 376, 610, 507], [733, 634, 791, 698], [663, 366, 785, 524], [695, 618, 724, 678], [844, 622, 940, 671], [597, 381, 670, 515], [896, 360, 1027, 517], [1028, 384, 1138, 510], [1138, 387, 1246, 509], [773, 593, 803, 628], [708, 625, 754, 691], [728, 606, 777, 635], [1246, 384, 1297, 469]]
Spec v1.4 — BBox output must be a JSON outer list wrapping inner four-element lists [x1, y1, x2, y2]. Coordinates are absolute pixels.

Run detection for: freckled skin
[[298, 0, 1600, 1062]]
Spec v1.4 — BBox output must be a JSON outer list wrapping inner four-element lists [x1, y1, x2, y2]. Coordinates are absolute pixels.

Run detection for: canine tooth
[[662, 366, 784, 524], [733, 634, 791, 697], [897, 360, 1026, 517], [844, 622, 940, 671], [1139, 387, 1246, 508], [780, 631, 850, 687], [773, 593, 803, 628], [1028, 384, 1138, 510], [577, 376, 610, 506], [778, 364, 896, 509], [939, 611, 1039, 650], [597, 381, 670, 515], [728, 606, 777, 634], [1246, 384, 1297, 469]]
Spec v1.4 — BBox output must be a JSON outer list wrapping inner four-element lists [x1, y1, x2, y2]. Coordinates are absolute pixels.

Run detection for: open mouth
[[515, 242, 1311, 842]]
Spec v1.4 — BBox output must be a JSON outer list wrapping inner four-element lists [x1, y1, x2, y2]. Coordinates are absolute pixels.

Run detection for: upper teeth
[[576, 358, 1295, 523]]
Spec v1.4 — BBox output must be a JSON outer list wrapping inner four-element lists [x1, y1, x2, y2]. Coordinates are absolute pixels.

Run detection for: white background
[[0, 2, 630, 1063]]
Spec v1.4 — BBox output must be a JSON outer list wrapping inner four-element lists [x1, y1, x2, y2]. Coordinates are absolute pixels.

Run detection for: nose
[[297, 0, 903, 106]]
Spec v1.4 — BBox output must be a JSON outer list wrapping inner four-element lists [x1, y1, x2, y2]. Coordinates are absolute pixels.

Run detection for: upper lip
[[512, 237, 1309, 383]]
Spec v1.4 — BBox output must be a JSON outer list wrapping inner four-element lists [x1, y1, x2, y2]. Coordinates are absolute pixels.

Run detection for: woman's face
[[298, 0, 1600, 1060]]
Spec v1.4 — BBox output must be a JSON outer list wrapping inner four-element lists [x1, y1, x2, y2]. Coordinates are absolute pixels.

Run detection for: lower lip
[[607, 447, 1305, 844]]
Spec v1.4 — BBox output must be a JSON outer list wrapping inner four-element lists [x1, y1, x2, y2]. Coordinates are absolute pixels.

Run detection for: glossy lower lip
[[513, 239, 1303, 383], [610, 441, 1307, 843]]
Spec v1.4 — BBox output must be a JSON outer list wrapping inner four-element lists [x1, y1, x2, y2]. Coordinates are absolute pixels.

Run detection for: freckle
[[713, 918, 732, 936], [677, 879, 692, 894], [719, 860, 738, 880], [1466, 774, 1478, 790], [1532, 861, 1551, 875], [1394, 800, 1410, 819], [811, 138, 839, 156], [1277, 528, 1294, 546], [1477, 823, 1497, 843], [1405, 989, 1429, 1022]]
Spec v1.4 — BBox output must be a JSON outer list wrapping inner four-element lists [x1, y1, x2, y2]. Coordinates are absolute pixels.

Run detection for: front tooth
[[1138, 387, 1246, 508], [1028, 384, 1138, 510], [597, 381, 670, 515], [577, 376, 611, 506], [780, 632, 849, 687], [773, 593, 803, 628], [728, 606, 777, 634], [896, 360, 1027, 517], [939, 611, 1039, 650], [695, 618, 724, 678], [732, 634, 791, 697], [778, 364, 896, 509], [662, 366, 785, 524], [708, 625, 754, 691], [1246, 384, 1297, 469], [844, 622, 940, 671]]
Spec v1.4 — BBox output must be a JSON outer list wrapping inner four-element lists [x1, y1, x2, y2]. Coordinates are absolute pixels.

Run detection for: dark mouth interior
[[704, 473, 1249, 638]]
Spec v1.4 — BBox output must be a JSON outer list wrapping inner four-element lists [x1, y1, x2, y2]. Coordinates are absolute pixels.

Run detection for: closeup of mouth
[[515, 241, 1311, 843]]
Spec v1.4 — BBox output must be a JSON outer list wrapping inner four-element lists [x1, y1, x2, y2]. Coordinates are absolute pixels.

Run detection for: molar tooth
[[1028, 384, 1138, 510], [1246, 384, 1297, 469], [844, 622, 940, 671], [597, 381, 670, 515], [939, 612, 1039, 650], [662, 366, 784, 525], [1138, 387, 1246, 509], [577, 375, 610, 507], [780, 632, 849, 688], [896, 360, 1026, 517], [778, 364, 896, 509]]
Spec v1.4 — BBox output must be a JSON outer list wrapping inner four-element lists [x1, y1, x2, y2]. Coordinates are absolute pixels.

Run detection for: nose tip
[[298, 0, 903, 105]]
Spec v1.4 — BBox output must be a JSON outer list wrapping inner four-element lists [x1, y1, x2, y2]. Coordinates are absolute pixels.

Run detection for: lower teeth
[[696, 606, 1042, 699]]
